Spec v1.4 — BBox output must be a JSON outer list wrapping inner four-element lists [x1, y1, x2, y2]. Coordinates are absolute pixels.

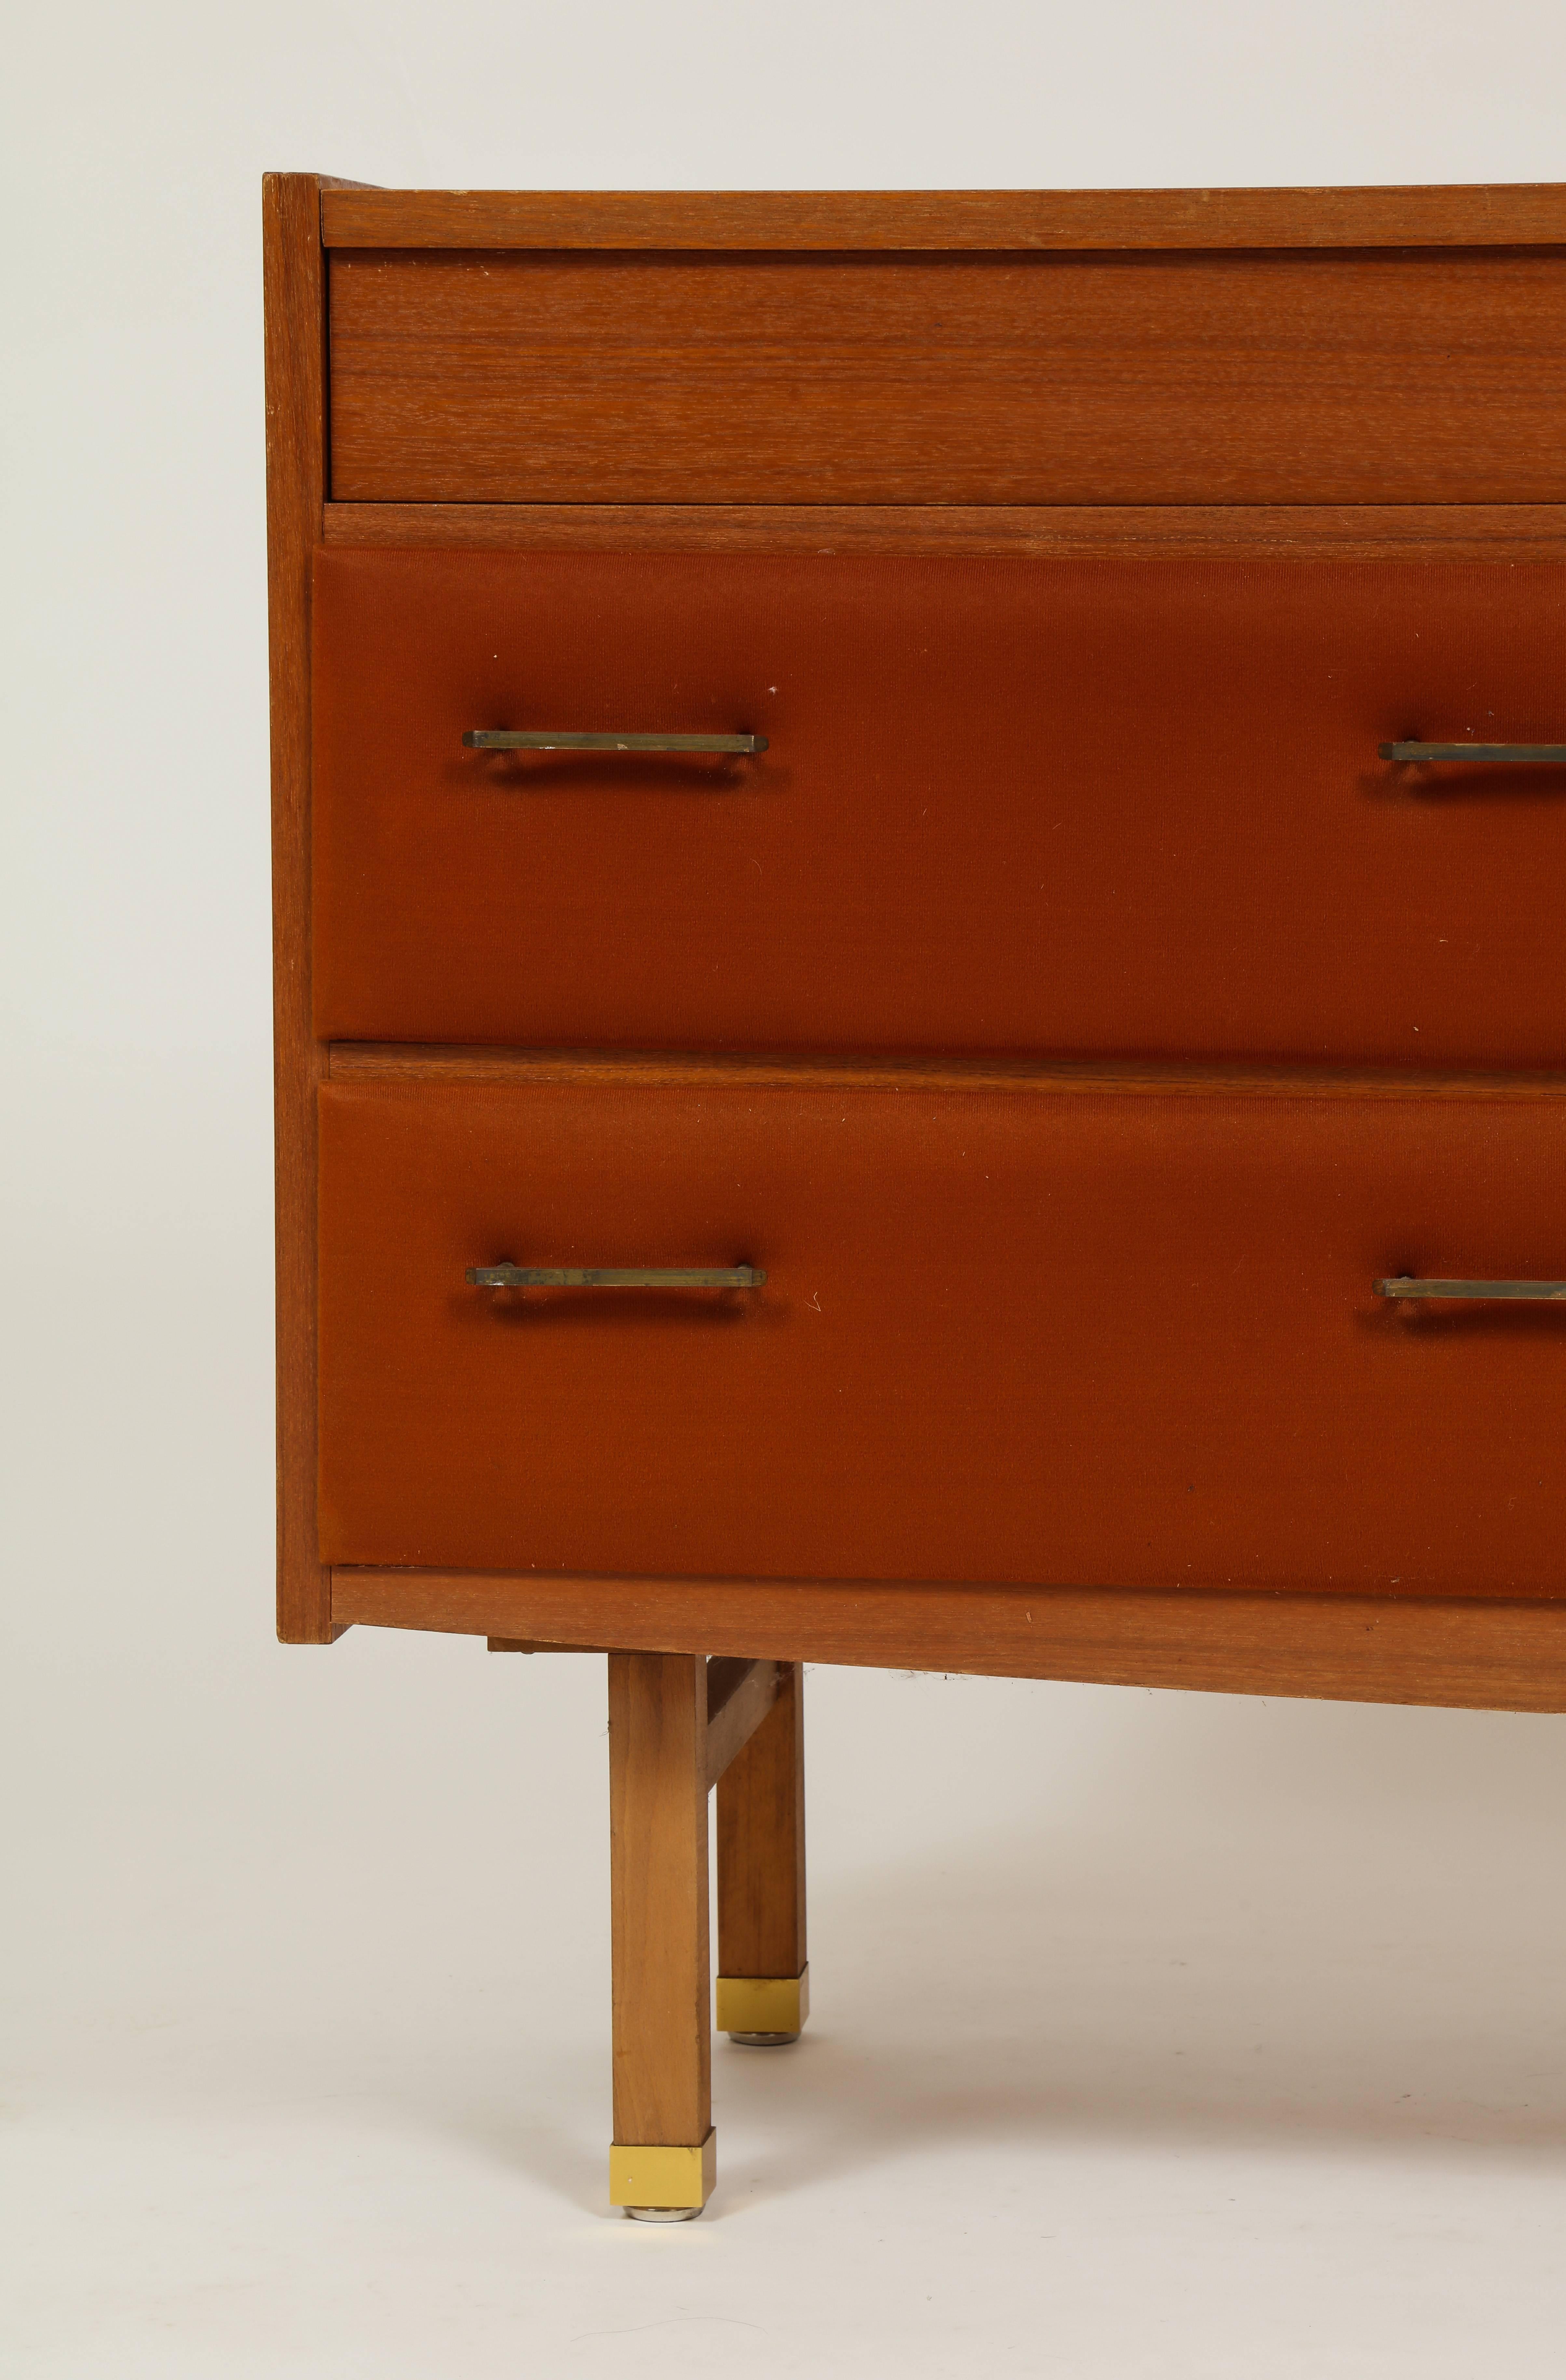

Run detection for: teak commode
[[265, 175, 1566, 2216]]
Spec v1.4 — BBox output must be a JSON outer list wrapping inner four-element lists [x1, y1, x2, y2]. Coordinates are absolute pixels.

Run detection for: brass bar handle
[[1375, 1277, 1566, 1302], [467, 1262, 766, 1289], [1380, 742, 1566, 764], [464, 729, 767, 755]]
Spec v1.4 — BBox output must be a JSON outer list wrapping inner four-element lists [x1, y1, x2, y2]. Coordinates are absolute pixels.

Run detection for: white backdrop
[[5, 6, 1566, 2373]]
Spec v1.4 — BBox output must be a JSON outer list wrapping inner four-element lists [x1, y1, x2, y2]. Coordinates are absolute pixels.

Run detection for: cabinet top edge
[[311, 181, 1566, 253]]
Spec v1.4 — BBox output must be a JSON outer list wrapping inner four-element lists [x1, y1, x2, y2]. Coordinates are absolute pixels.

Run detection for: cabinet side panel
[[264, 173, 331, 1641]]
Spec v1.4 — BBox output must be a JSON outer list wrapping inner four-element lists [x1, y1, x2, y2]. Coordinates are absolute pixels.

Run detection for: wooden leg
[[716, 1660, 809, 2044], [607, 1651, 715, 2218]]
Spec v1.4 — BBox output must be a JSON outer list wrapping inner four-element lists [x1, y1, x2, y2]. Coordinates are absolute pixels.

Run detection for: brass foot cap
[[716, 1967, 809, 2040], [609, 2131, 716, 2213]]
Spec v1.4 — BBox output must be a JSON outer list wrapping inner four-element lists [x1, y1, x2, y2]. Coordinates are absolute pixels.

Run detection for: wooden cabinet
[[266, 177, 1566, 2215]]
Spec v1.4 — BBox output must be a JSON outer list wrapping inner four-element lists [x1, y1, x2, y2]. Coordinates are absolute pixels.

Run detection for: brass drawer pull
[[467, 1262, 766, 1290], [1375, 1276, 1566, 1302], [464, 729, 767, 755], [1380, 742, 1566, 764]]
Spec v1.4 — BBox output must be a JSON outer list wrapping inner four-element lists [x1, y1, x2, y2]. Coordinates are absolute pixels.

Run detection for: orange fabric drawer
[[318, 1071, 1566, 1592], [312, 549, 1566, 1068]]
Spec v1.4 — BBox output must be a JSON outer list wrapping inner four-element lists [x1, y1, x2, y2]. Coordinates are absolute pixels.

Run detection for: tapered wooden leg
[[607, 1651, 715, 2218], [716, 1660, 808, 2044]]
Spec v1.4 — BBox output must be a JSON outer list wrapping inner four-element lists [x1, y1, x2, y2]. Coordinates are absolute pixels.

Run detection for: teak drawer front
[[327, 247, 1566, 505], [318, 1076, 1566, 1592], [314, 551, 1566, 1067]]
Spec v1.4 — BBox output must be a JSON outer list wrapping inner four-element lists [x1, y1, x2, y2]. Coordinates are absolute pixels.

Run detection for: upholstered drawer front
[[313, 549, 1566, 1066], [317, 1071, 1566, 1591]]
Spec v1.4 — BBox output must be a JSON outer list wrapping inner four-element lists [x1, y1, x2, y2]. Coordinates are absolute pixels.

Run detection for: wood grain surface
[[320, 183, 1566, 252], [322, 502, 1566, 562], [717, 1663, 806, 1987], [263, 172, 332, 1644], [608, 1652, 711, 2147], [328, 248, 1566, 506], [326, 1046, 1566, 1106], [333, 1574, 1566, 1713], [705, 1657, 783, 1789]]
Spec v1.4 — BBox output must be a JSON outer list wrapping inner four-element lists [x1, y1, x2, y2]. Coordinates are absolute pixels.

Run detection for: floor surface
[[7, 1638, 1566, 2379]]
